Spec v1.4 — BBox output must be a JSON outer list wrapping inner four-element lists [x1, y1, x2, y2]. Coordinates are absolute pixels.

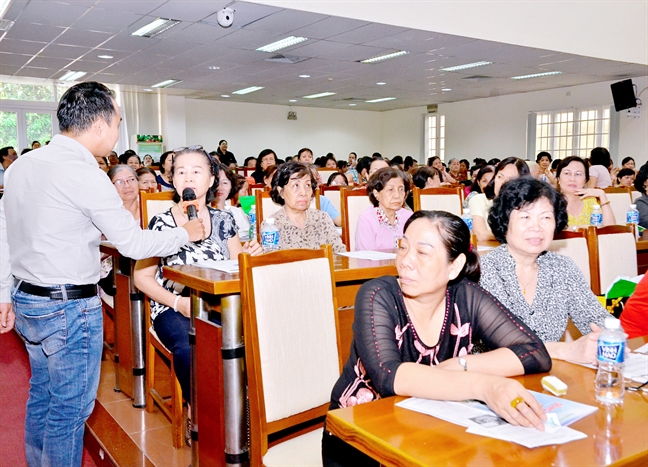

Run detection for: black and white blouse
[[479, 245, 609, 342], [148, 206, 237, 322]]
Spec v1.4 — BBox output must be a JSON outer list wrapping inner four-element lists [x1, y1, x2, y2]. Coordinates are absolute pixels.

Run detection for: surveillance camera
[[216, 8, 234, 28]]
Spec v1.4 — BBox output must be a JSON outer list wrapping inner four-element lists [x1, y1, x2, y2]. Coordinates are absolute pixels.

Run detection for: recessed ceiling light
[[151, 79, 182, 88], [59, 70, 87, 81], [440, 61, 493, 72], [97, 54, 113, 60], [511, 71, 563, 80], [365, 97, 396, 103], [289, 99, 297, 102], [132, 18, 181, 38], [232, 86, 264, 95], [299, 74, 310, 78], [256, 36, 308, 53], [303, 92, 336, 99], [442, 88, 451, 91], [349, 104, 356, 106], [208, 66, 220, 70], [360, 51, 408, 64], [376, 82, 387, 86], [143, 88, 153, 92]]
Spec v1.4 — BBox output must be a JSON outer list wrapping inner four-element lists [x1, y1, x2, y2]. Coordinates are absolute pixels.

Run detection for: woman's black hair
[[136, 166, 156, 179], [634, 163, 648, 194], [270, 161, 317, 205], [244, 156, 255, 167], [427, 156, 441, 167], [590, 147, 612, 168], [483, 157, 530, 200], [327, 171, 348, 186], [487, 158, 501, 166], [336, 160, 348, 170], [403, 210, 480, 284], [622, 156, 635, 166], [468, 165, 495, 194], [403, 156, 415, 171], [356, 156, 372, 176], [171, 147, 218, 203], [459, 158, 470, 169], [556, 156, 590, 186], [219, 139, 226, 146], [159, 151, 174, 174], [617, 168, 635, 183], [366, 167, 410, 207], [536, 151, 552, 163], [119, 153, 141, 165], [252, 149, 277, 178], [551, 159, 561, 170], [412, 166, 441, 189], [488, 177, 568, 244], [216, 163, 238, 200], [391, 155, 404, 166]]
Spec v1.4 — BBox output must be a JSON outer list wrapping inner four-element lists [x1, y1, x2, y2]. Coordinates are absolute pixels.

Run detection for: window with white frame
[[427, 114, 445, 161], [531, 106, 614, 160]]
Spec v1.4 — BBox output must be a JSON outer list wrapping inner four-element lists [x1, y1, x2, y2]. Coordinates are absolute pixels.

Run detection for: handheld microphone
[[182, 188, 198, 220]]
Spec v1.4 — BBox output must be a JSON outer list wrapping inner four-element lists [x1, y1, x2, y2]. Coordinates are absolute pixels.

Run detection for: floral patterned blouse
[[269, 207, 346, 253], [329, 276, 551, 410]]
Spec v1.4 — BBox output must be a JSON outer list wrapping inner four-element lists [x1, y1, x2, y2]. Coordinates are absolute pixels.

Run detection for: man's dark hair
[[0, 146, 13, 158], [57, 81, 117, 135]]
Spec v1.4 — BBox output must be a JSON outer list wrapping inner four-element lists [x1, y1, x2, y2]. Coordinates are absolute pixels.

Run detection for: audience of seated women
[[557, 156, 615, 228], [356, 167, 412, 251], [157, 151, 175, 191], [412, 166, 442, 189], [480, 178, 609, 364], [463, 165, 494, 208], [251, 149, 277, 184], [323, 210, 551, 467], [267, 161, 346, 253], [633, 163, 648, 228], [428, 156, 457, 184], [134, 147, 262, 444], [588, 147, 613, 188], [469, 157, 530, 241], [137, 167, 158, 192], [213, 163, 250, 240]]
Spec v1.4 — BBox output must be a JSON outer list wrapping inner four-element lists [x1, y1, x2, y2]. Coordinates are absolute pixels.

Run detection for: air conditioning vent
[[0, 19, 15, 31], [461, 75, 492, 81], [264, 54, 309, 64]]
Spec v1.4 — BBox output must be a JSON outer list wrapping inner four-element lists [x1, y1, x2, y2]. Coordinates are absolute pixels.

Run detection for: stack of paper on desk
[[194, 260, 239, 274], [397, 391, 596, 448]]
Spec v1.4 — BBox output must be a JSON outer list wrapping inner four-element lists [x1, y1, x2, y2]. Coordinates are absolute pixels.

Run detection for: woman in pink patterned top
[[324, 210, 551, 467]]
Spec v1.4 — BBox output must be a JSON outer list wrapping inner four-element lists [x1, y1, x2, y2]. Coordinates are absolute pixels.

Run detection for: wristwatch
[[458, 357, 468, 372]]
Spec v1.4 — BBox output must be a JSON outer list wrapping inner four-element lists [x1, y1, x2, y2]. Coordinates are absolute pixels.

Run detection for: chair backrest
[[320, 185, 348, 214], [603, 187, 632, 225], [549, 228, 593, 287], [140, 191, 174, 229], [340, 188, 371, 251], [412, 186, 463, 216], [239, 246, 342, 462], [631, 191, 641, 203], [249, 183, 266, 194], [254, 190, 319, 240], [587, 225, 637, 295], [317, 169, 338, 181]]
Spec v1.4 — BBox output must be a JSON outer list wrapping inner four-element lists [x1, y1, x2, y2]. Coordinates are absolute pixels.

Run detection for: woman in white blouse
[[587, 147, 613, 188]]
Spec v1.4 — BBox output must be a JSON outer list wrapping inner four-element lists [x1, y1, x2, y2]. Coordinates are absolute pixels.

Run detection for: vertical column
[[190, 291, 201, 466], [129, 259, 146, 408]]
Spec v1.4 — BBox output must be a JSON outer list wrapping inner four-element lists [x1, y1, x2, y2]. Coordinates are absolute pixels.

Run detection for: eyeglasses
[[113, 177, 138, 187]]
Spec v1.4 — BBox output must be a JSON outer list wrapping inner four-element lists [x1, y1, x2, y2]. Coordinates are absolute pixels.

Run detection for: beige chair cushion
[[598, 232, 637, 293], [419, 193, 462, 216], [251, 258, 339, 423], [323, 190, 341, 214], [346, 196, 372, 251], [632, 191, 641, 203], [605, 192, 632, 225], [263, 428, 323, 467], [145, 199, 174, 226], [549, 238, 591, 284]]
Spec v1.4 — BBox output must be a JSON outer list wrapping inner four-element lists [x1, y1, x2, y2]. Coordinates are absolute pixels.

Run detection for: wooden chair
[[239, 246, 343, 466], [549, 228, 594, 289], [139, 190, 174, 229], [250, 183, 267, 195], [254, 190, 319, 240], [412, 186, 463, 216], [319, 185, 347, 214], [631, 190, 641, 203], [144, 301, 184, 448], [603, 187, 632, 225], [586, 225, 637, 295], [340, 188, 370, 251]]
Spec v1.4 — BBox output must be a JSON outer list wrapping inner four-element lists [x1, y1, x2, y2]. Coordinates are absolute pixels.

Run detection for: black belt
[[16, 280, 98, 300]]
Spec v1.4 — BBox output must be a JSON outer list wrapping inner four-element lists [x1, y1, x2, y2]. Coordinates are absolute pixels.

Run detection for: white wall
[[184, 99, 382, 162], [380, 106, 426, 162]]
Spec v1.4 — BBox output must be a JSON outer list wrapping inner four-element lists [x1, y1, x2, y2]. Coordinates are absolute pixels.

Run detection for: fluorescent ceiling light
[[303, 92, 336, 99], [256, 36, 308, 53], [0, 0, 12, 19], [221, 94, 230, 98], [442, 88, 451, 91], [365, 97, 396, 103], [143, 88, 153, 92], [349, 104, 356, 106], [59, 71, 87, 81], [289, 99, 297, 102], [299, 75, 310, 78], [97, 54, 113, 59], [132, 18, 180, 38], [440, 61, 493, 72], [232, 86, 264, 95], [151, 79, 182, 88], [511, 71, 563, 80], [208, 66, 220, 70], [376, 82, 386, 85], [361, 51, 408, 64]]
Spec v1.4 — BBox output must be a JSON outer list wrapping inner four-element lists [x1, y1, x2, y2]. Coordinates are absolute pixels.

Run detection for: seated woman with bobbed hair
[[324, 210, 551, 466], [480, 177, 610, 365], [412, 166, 442, 189], [267, 161, 346, 253], [355, 167, 412, 251]]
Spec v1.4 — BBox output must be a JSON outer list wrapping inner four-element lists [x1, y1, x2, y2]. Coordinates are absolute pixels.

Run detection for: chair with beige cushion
[[340, 188, 370, 251], [603, 187, 632, 225], [320, 185, 348, 214], [239, 245, 343, 466], [412, 186, 463, 216], [140, 190, 174, 229], [587, 225, 637, 295], [549, 228, 594, 289]]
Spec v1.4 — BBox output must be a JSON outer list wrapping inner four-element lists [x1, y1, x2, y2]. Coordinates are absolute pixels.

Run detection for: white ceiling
[[1, 0, 646, 111]]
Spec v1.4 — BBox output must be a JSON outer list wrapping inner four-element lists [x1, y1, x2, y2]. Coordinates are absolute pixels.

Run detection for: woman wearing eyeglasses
[[107, 165, 140, 222]]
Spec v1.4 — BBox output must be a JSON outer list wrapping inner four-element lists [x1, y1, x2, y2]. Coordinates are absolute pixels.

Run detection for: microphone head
[[182, 188, 196, 201]]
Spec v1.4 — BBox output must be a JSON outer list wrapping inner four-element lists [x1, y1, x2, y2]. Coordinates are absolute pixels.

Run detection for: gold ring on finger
[[510, 397, 524, 409]]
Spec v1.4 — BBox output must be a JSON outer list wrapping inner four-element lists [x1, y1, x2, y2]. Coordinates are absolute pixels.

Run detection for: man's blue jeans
[[12, 286, 103, 467]]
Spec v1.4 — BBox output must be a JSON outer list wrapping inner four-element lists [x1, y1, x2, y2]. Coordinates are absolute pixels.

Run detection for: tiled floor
[[93, 359, 191, 467]]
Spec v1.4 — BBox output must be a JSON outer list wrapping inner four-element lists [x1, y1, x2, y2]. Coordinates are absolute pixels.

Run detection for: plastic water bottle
[[595, 317, 626, 404], [461, 209, 473, 233], [590, 204, 603, 227], [260, 217, 280, 253], [627, 204, 640, 239], [248, 205, 257, 241]]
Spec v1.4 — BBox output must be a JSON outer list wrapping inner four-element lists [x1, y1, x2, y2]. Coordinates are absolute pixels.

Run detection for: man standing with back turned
[[0, 82, 205, 467]]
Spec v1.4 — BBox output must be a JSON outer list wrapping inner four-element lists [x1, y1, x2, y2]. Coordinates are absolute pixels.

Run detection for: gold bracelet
[[600, 200, 610, 207]]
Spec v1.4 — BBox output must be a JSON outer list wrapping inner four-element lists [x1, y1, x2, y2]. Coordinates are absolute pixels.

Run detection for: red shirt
[[621, 274, 648, 339]]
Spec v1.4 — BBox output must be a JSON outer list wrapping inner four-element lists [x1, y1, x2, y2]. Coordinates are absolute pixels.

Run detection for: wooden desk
[[326, 337, 648, 467]]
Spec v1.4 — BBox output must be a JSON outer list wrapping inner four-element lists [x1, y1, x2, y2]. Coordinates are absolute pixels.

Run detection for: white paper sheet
[[194, 260, 239, 274], [466, 422, 587, 448], [625, 352, 648, 383], [477, 245, 497, 252], [336, 251, 397, 261], [633, 343, 648, 354]]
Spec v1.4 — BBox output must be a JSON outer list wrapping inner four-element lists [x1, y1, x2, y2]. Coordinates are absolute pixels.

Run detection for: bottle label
[[627, 211, 639, 224], [261, 230, 280, 247], [462, 216, 473, 232], [597, 341, 625, 364], [590, 212, 603, 226]]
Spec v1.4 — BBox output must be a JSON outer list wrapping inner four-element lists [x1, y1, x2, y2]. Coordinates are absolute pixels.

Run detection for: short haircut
[[57, 82, 117, 135], [219, 139, 227, 145], [551, 159, 561, 170], [427, 156, 440, 167], [356, 156, 372, 174], [391, 155, 404, 166], [617, 168, 635, 182], [483, 157, 530, 200], [171, 147, 218, 203], [404, 156, 415, 171], [366, 167, 410, 207], [216, 163, 239, 200], [536, 151, 552, 163], [136, 167, 156, 179], [159, 151, 173, 174], [336, 160, 348, 170], [403, 211, 480, 284], [412, 166, 441, 189], [271, 161, 317, 205], [622, 156, 635, 166], [263, 164, 278, 181], [556, 156, 590, 185], [468, 165, 495, 194], [107, 164, 137, 182], [634, 163, 648, 194], [244, 156, 255, 167], [459, 159, 470, 169], [119, 153, 140, 165], [0, 146, 13, 158], [590, 147, 611, 168], [327, 171, 348, 186], [297, 148, 312, 159], [488, 177, 568, 244]]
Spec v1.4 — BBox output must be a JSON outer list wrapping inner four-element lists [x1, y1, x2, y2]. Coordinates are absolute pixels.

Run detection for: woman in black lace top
[[323, 211, 551, 467]]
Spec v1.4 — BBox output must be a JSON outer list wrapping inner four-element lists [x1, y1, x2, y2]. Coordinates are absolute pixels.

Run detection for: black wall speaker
[[610, 79, 637, 111]]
